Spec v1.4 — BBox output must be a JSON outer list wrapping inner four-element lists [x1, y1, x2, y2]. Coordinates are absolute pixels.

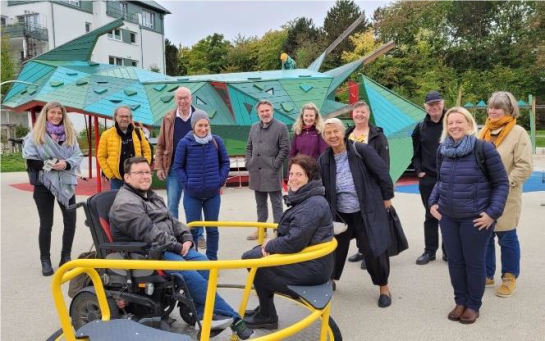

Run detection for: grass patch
[[1, 153, 26, 172]]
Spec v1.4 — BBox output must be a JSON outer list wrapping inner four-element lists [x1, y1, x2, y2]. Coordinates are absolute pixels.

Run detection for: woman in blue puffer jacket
[[173, 111, 230, 260], [429, 107, 509, 325]]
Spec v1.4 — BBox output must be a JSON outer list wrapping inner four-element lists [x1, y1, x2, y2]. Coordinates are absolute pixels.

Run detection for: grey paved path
[[1, 170, 544, 340]]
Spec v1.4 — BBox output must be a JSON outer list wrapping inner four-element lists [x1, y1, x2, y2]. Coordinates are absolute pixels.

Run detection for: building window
[[142, 10, 154, 29], [119, 2, 128, 15], [130, 60, 138, 67], [1, 16, 6, 27], [130, 32, 136, 44], [108, 29, 121, 41], [109, 56, 123, 66], [67, 0, 80, 6], [85, 22, 91, 33], [17, 13, 40, 26]]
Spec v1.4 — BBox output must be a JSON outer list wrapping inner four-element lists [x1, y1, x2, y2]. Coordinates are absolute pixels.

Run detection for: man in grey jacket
[[109, 157, 253, 339], [245, 100, 290, 240]]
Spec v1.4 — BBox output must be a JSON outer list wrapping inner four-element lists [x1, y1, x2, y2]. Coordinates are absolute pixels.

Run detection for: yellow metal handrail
[[51, 221, 337, 341]]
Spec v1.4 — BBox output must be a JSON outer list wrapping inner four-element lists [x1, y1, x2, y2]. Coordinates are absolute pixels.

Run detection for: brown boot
[[447, 305, 465, 321], [459, 308, 479, 324]]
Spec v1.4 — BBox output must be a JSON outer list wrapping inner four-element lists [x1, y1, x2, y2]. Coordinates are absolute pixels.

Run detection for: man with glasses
[[98, 105, 151, 190], [155, 87, 208, 249], [411, 91, 448, 265], [109, 157, 254, 339]]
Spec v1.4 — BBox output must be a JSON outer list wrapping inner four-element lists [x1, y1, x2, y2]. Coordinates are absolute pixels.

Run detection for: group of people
[[22, 85, 532, 333]]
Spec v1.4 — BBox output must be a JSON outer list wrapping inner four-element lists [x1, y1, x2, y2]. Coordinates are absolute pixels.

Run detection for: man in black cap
[[411, 91, 448, 265]]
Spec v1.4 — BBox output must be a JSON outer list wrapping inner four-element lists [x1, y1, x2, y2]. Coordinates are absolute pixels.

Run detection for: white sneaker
[[196, 314, 233, 331]]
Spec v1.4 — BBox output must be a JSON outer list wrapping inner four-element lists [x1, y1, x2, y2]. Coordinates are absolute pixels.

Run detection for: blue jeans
[[485, 230, 520, 278], [110, 178, 124, 190], [163, 250, 240, 320], [167, 168, 183, 219], [440, 215, 494, 311], [183, 194, 220, 260]]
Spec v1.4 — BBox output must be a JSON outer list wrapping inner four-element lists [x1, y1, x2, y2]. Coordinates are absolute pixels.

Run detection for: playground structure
[[1, 16, 431, 193], [49, 203, 340, 340]]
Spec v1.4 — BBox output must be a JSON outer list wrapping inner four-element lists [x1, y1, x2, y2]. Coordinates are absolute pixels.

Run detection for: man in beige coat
[[480, 91, 533, 298]]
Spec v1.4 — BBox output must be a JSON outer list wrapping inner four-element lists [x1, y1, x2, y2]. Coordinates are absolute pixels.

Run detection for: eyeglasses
[[130, 171, 152, 176]]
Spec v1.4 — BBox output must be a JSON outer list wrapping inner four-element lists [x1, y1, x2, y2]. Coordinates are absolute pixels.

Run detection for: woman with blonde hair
[[23, 101, 83, 276], [429, 107, 508, 323], [479, 92, 533, 298], [289, 102, 328, 159]]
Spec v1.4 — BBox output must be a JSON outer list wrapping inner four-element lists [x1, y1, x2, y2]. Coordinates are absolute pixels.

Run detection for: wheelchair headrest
[[87, 190, 118, 243]]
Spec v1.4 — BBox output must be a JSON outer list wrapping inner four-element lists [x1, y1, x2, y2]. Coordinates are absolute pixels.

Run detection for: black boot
[[41, 258, 54, 276], [244, 296, 278, 329], [59, 252, 71, 267]]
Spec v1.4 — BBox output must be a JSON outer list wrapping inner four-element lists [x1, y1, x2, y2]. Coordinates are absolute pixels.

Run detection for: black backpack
[[437, 139, 489, 181]]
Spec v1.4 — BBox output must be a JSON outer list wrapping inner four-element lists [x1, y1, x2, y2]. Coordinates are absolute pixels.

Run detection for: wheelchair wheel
[[179, 302, 197, 326], [70, 291, 120, 330], [328, 316, 342, 341]]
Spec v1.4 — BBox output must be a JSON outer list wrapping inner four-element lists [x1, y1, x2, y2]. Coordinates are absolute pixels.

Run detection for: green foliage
[[322, 0, 369, 69], [256, 30, 288, 70], [282, 17, 322, 55], [148, 64, 161, 73], [186, 34, 232, 74], [1, 29, 19, 96], [165, 38, 179, 76], [1, 153, 26, 173], [15, 124, 29, 138], [225, 35, 260, 72]]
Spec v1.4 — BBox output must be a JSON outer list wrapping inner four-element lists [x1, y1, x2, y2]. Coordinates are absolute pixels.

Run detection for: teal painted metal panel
[[145, 82, 205, 123], [192, 83, 235, 126], [2, 62, 55, 103], [36, 81, 90, 109], [324, 59, 364, 95], [83, 75, 137, 107], [279, 79, 332, 111], [307, 52, 326, 72], [38, 66, 90, 96], [134, 68, 172, 82]]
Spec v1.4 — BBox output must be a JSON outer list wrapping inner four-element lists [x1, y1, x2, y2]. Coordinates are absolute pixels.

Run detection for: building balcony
[[2, 23, 49, 42], [106, 1, 139, 24]]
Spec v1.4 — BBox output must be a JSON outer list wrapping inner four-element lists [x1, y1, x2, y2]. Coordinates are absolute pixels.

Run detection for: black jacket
[[264, 180, 334, 281], [318, 141, 394, 257], [345, 123, 390, 170], [411, 111, 445, 177]]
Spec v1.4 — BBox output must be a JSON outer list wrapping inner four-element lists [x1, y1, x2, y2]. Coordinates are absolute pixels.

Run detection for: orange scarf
[[479, 116, 516, 147]]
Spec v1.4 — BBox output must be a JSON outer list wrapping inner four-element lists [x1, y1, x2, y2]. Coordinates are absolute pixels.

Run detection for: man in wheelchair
[[108, 156, 254, 339]]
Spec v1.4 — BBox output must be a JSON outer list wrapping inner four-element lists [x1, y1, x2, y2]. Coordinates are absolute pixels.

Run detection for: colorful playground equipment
[[47, 192, 340, 340]]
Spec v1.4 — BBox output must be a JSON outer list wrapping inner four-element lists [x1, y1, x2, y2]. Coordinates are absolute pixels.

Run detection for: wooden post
[[94, 115, 102, 193], [530, 95, 536, 154], [348, 80, 359, 104], [30, 107, 37, 126], [87, 115, 93, 179]]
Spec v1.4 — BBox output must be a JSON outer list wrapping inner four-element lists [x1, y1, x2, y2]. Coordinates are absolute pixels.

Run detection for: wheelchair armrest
[[99, 242, 148, 253]]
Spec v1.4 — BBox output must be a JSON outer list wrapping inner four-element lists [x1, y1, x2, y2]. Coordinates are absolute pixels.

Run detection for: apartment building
[[1, 0, 170, 71]]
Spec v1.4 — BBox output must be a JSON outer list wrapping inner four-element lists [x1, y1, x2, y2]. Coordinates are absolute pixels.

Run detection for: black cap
[[425, 91, 443, 104]]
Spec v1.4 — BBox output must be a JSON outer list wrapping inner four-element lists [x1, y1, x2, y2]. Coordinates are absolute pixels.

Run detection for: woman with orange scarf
[[479, 91, 533, 298]]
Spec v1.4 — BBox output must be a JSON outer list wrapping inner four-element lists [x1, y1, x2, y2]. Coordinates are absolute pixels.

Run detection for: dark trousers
[[254, 190, 283, 223], [419, 175, 447, 255], [440, 215, 494, 311], [242, 246, 329, 317], [333, 211, 390, 286], [33, 185, 76, 260]]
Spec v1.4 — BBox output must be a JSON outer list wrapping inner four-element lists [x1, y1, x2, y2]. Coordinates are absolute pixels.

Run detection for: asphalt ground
[[1, 153, 544, 340]]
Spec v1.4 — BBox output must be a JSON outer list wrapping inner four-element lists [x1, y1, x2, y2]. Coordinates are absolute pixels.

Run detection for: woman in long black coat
[[318, 118, 395, 308]]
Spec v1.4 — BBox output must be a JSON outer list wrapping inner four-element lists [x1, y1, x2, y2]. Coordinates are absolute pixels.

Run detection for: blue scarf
[[193, 133, 213, 145], [440, 135, 476, 158]]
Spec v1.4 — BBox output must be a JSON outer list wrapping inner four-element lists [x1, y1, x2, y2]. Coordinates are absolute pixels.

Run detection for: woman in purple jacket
[[289, 103, 328, 160]]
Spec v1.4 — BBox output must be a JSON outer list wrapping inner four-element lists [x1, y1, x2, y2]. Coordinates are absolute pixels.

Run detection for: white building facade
[[1, 0, 170, 71]]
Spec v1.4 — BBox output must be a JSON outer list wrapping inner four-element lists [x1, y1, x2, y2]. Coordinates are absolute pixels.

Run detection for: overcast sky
[[157, 1, 390, 47]]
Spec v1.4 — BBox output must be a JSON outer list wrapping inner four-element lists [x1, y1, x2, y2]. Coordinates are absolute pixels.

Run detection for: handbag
[[332, 221, 348, 235], [387, 206, 408, 256]]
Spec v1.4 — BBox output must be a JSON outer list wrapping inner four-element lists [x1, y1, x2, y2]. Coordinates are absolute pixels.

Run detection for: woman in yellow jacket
[[98, 106, 152, 189]]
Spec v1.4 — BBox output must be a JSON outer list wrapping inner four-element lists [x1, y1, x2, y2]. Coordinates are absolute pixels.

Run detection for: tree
[[226, 34, 259, 72], [1, 30, 19, 96], [322, 0, 369, 69], [282, 17, 321, 55], [256, 30, 288, 70], [178, 46, 190, 76], [164, 38, 179, 76], [186, 34, 232, 74], [148, 64, 161, 73]]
